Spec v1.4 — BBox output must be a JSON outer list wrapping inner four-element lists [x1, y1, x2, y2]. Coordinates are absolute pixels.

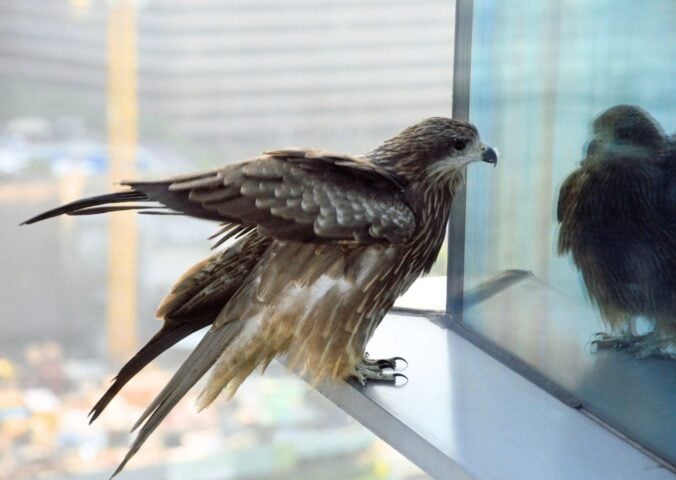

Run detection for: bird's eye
[[453, 139, 467, 151]]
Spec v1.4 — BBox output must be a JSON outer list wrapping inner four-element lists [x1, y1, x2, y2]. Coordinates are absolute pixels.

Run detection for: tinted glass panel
[[463, 0, 675, 463]]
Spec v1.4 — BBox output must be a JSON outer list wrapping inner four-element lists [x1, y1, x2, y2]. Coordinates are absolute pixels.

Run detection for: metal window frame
[[445, 0, 473, 319]]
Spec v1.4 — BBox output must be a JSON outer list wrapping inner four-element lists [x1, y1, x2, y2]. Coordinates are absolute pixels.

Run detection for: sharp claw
[[391, 356, 408, 369], [375, 359, 396, 369], [370, 355, 408, 370], [392, 373, 408, 386]]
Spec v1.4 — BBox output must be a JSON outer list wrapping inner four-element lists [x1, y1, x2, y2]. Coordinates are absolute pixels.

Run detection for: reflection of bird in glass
[[557, 105, 675, 359], [24, 117, 498, 474]]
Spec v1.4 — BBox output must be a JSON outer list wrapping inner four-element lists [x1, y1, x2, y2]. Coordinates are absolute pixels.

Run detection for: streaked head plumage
[[587, 105, 666, 162], [369, 116, 497, 187]]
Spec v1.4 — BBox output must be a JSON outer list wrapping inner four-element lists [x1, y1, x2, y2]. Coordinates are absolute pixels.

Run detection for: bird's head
[[369, 117, 498, 189], [585, 105, 665, 163]]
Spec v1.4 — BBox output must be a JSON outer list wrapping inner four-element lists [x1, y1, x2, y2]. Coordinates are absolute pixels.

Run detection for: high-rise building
[[0, 0, 453, 158]]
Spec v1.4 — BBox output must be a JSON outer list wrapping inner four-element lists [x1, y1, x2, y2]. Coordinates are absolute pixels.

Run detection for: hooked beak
[[481, 144, 498, 167]]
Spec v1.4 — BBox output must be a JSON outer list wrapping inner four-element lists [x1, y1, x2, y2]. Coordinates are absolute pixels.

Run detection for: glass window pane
[[464, 0, 675, 464]]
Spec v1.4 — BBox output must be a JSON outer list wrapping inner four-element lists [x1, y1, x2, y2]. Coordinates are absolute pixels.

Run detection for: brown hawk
[[24, 117, 498, 474]]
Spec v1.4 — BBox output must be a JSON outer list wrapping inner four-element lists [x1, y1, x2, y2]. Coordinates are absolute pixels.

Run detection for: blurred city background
[[0, 0, 454, 478]]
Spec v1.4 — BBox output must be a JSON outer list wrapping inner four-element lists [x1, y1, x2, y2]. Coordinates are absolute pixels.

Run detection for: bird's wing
[[154, 149, 415, 244], [24, 149, 415, 245], [556, 167, 585, 224], [659, 134, 676, 221]]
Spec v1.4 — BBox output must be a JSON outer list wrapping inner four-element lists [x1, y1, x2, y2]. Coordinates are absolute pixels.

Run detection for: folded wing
[[23, 149, 416, 245]]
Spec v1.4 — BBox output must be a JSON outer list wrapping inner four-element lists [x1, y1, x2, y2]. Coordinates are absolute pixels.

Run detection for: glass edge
[[446, 0, 474, 319]]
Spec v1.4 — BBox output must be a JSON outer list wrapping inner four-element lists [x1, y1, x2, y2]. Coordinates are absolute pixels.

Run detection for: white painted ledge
[[294, 311, 673, 480]]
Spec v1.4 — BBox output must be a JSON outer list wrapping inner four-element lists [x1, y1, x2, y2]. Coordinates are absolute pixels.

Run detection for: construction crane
[[106, 0, 138, 360]]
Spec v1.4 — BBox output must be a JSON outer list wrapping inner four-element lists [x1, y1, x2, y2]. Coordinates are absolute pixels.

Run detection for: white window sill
[[287, 306, 673, 480]]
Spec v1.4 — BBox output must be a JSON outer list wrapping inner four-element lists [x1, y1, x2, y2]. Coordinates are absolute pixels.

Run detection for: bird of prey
[[557, 105, 675, 359], [24, 117, 498, 474]]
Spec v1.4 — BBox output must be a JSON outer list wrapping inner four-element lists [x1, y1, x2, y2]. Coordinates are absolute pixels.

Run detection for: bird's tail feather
[[20, 190, 167, 225], [111, 319, 245, 478], [93, 234, 269, 434], [88, 318, 212, 424]]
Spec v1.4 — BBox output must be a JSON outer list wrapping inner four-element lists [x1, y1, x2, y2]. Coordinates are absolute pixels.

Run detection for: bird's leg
[[352, 352, 407, 386], [591, 331, 675, 359]]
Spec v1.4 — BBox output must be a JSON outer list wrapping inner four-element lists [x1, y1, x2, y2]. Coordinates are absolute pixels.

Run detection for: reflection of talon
[[591, 332, 635, 351], [353, 354, 409, 386], [590, 331, 675, 360]]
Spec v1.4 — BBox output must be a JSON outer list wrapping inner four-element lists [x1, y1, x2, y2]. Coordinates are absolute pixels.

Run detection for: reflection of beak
[[481, 145, 498, 167]]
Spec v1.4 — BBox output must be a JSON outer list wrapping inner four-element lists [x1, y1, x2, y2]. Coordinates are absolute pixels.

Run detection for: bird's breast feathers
[[200, 241, 409, 397]]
